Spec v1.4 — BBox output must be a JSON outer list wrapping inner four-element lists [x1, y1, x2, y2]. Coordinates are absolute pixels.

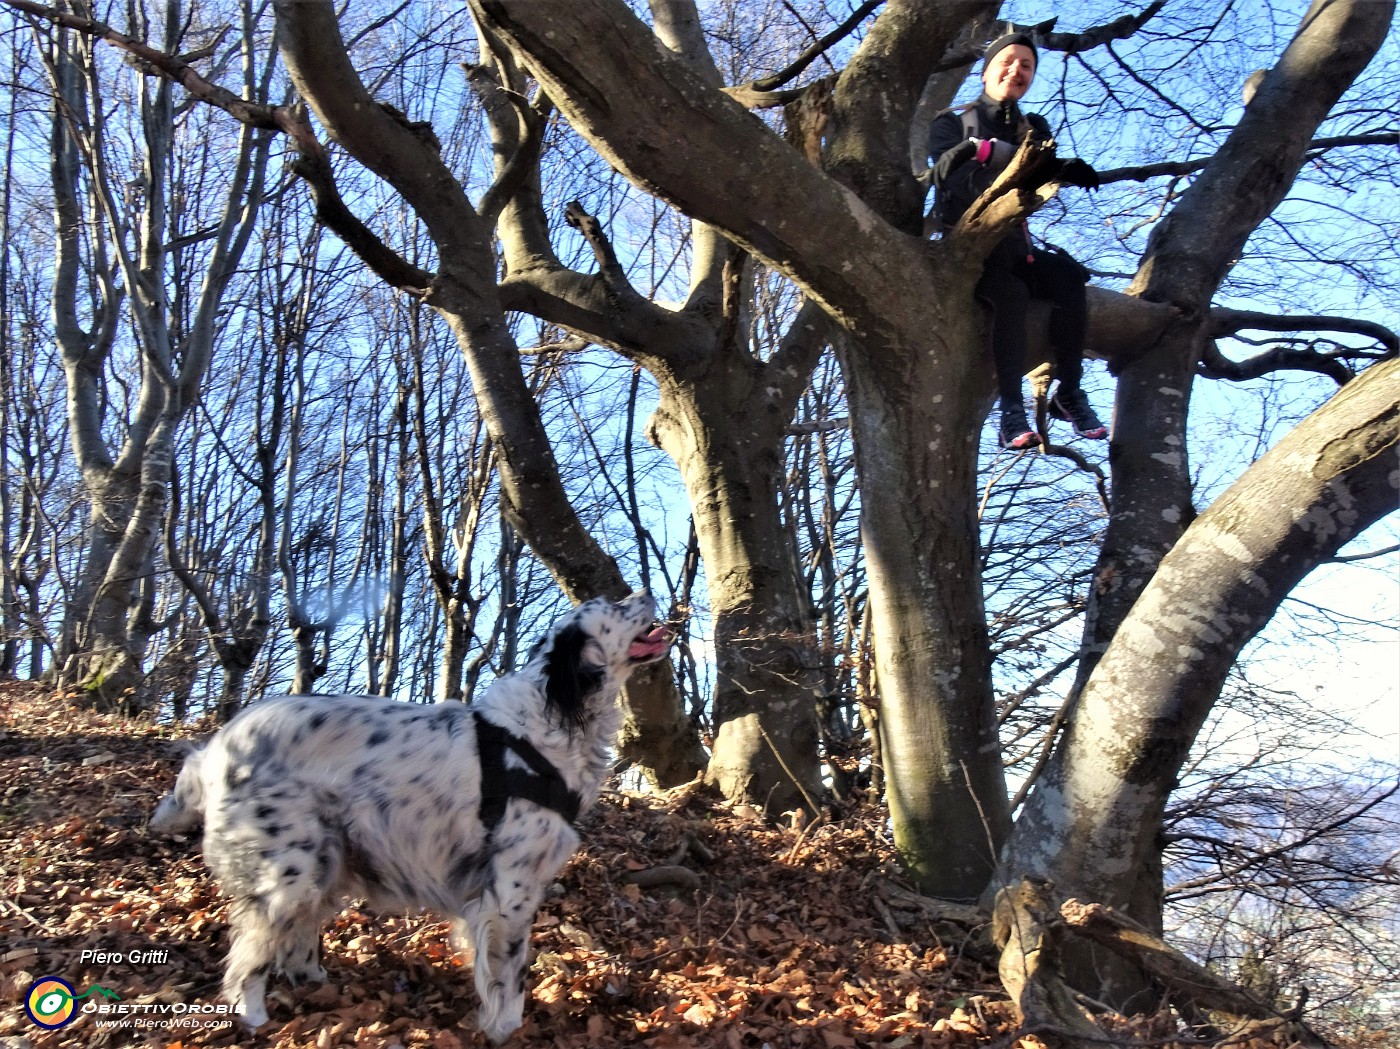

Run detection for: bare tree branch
[[931, 3, 1164, 77], [476, 87, 548, 230], [1164, 780, 1400, 899], [949, 135, 1062, 258], [461, 30, 551, 230], [1306, 131, 1400, 154], [786, 415, 849, 436], [1099, 132, 1397, 186], [749, 0, 884, 93], [563, 200, 647, 307], [767, 298, 836, 411], [518, 336, 592, 356], [1200, 339, 1356, 385], [288, 138, 434, 294], [1197, 308, 1398, 384], [1329, 542, 1400, 564], [1041, 2, 1166, 56], [1060, 900, 1287, 1022], [3, 0, 278, 128], [1207, 306, 1399, 355], [1098, 157, 1210, 184], [3, 0, 434, 294]]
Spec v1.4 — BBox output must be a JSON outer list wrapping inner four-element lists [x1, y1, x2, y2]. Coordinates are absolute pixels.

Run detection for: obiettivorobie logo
[[24, 977, 121, 1029], [22, 975, 236, 1032]]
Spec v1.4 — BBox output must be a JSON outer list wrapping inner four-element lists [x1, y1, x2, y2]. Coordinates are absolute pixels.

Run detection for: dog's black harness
[[473, 711, 582, 828]]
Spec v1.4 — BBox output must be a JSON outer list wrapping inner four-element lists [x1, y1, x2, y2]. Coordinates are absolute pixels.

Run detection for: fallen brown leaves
[[0, 682, 1021, 1048], [0, 682, 1365, 1049]]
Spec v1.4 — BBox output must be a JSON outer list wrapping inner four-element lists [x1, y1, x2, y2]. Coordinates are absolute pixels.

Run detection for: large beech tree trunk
[[474, 0, 1024, 897], [839, 319, 1013, 893], [476, 0, 1396, 914], [1055, 0, 1394, 959], [992, 355, 1400, 1006]]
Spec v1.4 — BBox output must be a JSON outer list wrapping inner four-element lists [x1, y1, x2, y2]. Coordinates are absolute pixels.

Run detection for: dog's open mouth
[[627, 624, 671, 662]]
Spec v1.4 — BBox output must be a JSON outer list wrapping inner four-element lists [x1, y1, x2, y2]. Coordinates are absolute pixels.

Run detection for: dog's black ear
[[542, 623, 604, 733]]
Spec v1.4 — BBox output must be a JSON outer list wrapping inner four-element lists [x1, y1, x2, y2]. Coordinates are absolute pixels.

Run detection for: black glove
[[1055, 158, 1100, 190], [932, 139, 977, 184]]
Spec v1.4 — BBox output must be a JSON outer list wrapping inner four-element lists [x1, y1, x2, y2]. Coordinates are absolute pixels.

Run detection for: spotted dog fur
[[150, 593, 669, 1044]]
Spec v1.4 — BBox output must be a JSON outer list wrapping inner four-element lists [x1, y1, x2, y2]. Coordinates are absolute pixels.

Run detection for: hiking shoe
[[1049, 386, 1108, 439], [998, 404, 1042, 450]]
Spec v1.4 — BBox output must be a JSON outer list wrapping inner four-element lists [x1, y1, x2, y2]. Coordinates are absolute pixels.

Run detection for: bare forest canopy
[[0, 0, 1397, 1036]]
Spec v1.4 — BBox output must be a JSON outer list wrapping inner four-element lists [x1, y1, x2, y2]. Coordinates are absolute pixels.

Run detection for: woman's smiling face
[[983, 44, 1036, 103]]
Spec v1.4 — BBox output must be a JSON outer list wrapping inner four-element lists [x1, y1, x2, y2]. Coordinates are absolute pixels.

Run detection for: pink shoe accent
[[1000, 428, 1043, 450]]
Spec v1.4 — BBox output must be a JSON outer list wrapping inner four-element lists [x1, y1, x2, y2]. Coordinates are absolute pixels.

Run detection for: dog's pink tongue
[[628, 625, 670, 659]]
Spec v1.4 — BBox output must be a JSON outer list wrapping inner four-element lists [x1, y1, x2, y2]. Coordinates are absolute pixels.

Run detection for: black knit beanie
[[982, 32, 1037, 69]]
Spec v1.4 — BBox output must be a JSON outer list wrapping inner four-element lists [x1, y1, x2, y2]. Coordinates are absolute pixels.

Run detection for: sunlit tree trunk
[[480, 0, 827, 812], [476, 0, 1025, 894], [472, 0, 1396, 907], [1053, 0, 1393, 950], [48, 26, 124, 695], [0, 53, 26, 678], [412, 320, 500, 703], [1073, 0, 1393, 699], [993, 355, 1400, 1007], [645, 337, 826, 814]]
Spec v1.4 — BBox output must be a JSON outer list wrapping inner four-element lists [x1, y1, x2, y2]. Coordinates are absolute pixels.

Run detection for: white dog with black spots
[[150, 592, 670, 1043]]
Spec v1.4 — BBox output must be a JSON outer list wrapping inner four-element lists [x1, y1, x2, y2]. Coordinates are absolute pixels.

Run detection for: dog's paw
[[234, 999, 270, 1029], [482, 1016, 522, 1045]]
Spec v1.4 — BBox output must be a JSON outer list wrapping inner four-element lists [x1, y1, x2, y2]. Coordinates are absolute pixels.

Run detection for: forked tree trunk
[[1073, 0, 1394, 698], [473, 0, 1026, 897], [71, 409, 180, 710], [1050, 0, 1394, 967], [473, 0, 831, 811], [48, 6, 273, 711], [993, 356, 1400, 1007]]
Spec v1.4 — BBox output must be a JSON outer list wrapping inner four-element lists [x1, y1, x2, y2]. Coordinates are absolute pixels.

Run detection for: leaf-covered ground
[[0, 681, 1378, 1049], [0, 682, 1017, 1048]]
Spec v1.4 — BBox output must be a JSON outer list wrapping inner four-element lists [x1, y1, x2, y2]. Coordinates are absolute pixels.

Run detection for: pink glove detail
[[975, 138, 994, 164]]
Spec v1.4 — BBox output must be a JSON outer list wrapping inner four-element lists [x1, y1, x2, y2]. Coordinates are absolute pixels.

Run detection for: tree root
[[1059, 899, 1331, 1047], [992, 878, 1106, 1049], [875, 877, 1333, 1048]]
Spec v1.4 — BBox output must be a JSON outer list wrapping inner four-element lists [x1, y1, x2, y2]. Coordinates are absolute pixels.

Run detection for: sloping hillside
[[0, 682, 1353, 1049]]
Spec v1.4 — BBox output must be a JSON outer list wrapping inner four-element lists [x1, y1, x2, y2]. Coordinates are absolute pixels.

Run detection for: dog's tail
[[149, 744, 209, 835]]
